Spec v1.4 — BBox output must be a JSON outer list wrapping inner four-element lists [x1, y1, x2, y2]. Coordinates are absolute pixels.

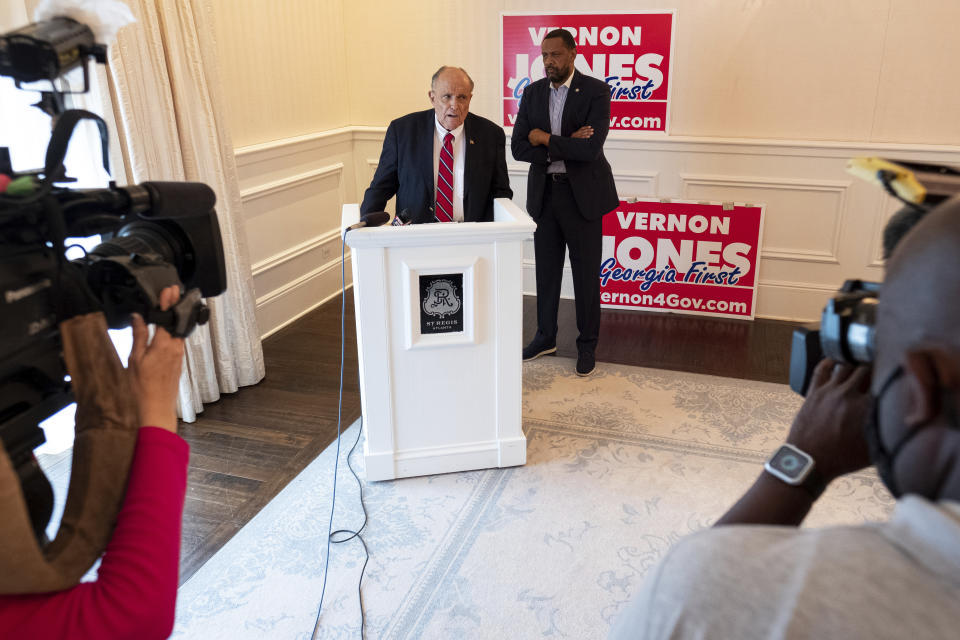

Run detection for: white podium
[[342, 199, 536, 481]]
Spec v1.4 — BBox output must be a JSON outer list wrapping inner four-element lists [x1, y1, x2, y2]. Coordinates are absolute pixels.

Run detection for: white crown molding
[[234, 126, 958, 327], [507, 165, 658, 189], [251, 227, 344, 276], [236, 128, 960, 170], [238, 127, 960, 162], [258, 276, 353, 341], [234, 128, 353, 165], [240, 162, 344, 204], [256, 251, 351, 317], [756, 279, 840, 292], [680, 173, 851, 265], [507, 131, 960, 159], [352, 126, 389, 142]]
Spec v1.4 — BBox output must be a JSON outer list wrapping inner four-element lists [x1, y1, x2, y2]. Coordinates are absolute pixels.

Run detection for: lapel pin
[[470, 139, 475, 144]]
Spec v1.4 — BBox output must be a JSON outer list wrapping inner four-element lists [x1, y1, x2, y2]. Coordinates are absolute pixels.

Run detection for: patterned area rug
[[172, 358, 893, 639]]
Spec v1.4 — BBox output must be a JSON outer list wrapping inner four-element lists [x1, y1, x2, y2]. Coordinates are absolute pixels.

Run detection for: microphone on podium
[[344, 211, 390, 234], [391, 209, 412, 226]]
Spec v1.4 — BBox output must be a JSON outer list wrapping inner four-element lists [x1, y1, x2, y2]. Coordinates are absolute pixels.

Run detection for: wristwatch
[[764, 443, 827, 499]]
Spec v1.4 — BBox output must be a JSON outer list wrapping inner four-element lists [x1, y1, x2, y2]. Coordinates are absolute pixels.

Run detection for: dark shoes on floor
[[576, 351, 596, 377], [523, 335, 595, 375], [522, 335, 557, 361]]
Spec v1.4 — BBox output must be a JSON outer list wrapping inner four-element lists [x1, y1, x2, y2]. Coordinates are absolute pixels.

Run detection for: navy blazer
[[511, 70, 619, 221], [361, 110, 513, 223]]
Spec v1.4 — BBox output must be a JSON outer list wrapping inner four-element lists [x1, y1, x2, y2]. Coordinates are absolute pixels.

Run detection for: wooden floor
[[176, 294, 800, 582], [177, 294, 361, 583], [527, 296, 799, 384]]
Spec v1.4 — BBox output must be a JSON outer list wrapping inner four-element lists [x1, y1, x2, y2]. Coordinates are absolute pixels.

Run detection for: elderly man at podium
[[360, 66, 513, 225]]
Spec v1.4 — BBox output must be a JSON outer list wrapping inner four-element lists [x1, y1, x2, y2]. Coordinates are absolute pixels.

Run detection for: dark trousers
[[533, 177, 602, 353]]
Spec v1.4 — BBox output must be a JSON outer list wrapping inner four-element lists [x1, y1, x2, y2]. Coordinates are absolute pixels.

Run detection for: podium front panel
[[390, 244, 493, 452], [345, 200, 534, 480], [402, 256, 478, 350]]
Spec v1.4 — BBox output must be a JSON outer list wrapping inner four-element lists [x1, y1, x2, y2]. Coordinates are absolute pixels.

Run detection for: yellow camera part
[[846, 157, 927, 204]]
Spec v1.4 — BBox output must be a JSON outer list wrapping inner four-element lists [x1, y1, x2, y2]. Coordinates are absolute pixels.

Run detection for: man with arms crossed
[[610, 199, 960, 639], [361, 66, 512, 224], [512, 29, 619, 376]]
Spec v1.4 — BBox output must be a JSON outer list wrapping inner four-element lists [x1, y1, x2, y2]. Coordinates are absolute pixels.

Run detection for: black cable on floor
[[311, 237, 370, 639]]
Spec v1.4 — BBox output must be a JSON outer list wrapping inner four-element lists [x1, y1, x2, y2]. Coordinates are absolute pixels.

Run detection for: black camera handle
[[44, 109, 110, 181], [2, 109, 111, 208], [143, 288, 210, 339]]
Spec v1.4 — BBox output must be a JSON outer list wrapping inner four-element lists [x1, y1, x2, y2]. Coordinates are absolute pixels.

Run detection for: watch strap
[[799, 466, 827, 500]]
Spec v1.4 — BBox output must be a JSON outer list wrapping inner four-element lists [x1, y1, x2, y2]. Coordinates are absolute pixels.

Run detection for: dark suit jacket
[[511, 70, 619, 221], [361, 110, 513, 223]]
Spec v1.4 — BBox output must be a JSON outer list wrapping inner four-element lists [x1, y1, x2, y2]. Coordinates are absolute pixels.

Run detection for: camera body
[[787, 160, 960, 397], [0, 15, 227, 539], [0, 175, 228, 471], [789, 280, 879, 395]]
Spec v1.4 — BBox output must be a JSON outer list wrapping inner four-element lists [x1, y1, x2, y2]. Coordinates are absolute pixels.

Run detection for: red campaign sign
[[501, 12, 675, 132], [600, 200, 765, 319]]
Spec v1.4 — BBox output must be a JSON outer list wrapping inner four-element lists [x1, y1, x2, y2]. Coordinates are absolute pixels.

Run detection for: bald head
[[877, 197, 960, 378], [873, 196, 960, 500], [429, 66, 474, 131], [430, 66, 474, 92]]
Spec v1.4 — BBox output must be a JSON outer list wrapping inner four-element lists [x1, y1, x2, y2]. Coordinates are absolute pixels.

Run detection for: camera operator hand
[[715, 357, 872, 528], [0, 285, 191, 640], [786, 357, 873, 483], [128, 286, 185, 433]]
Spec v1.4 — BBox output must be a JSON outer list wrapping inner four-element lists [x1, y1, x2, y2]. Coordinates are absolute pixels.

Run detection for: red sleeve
[[0, 427, 189, 640]]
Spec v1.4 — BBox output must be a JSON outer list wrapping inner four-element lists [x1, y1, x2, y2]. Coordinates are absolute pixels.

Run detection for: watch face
[[768, 445, 812, 481]]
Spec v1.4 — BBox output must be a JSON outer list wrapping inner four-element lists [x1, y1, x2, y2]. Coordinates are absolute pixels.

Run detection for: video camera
[[789, 280, 879, 395], [789, 158, 960, 395], [0, 16, 226, 538]]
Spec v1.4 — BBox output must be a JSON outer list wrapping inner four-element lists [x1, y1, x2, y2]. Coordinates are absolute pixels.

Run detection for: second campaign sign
[[600, 200, 765, 319], [502, 11, 675, 133]]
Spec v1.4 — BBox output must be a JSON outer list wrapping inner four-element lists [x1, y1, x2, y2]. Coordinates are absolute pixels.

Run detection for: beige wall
[[343, 1, 507, 126], [208, 0, 350, 147], [8, 2, 960, 146], [7, 2, 960, 329], [207, 0, 960, 146], [666, 0, 960, 144], [198, 1, 960, 331], [0, 2, 28, 30]]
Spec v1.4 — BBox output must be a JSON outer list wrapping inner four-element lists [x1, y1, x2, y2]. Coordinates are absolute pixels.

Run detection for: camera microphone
[[343, 211, 390, 234], [64, 181, 215, 221], [134, 181, 217, 218], [0, 18, 104, 84]]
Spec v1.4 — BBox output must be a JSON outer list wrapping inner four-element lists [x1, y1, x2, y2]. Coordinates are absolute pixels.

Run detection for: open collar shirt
[[546, 69, 574, 175]]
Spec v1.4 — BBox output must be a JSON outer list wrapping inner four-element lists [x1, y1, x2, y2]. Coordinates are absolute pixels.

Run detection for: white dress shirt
[[433, 117, 466, 222], [547, 69, 574, 175]]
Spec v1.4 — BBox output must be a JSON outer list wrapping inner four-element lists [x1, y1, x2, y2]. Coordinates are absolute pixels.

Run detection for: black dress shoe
[[523, 335, 557, 361], [576, 351, 596, 376]]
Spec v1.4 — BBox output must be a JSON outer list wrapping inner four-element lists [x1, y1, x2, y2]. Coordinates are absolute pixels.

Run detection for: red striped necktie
[[436, 132, 454, 222]]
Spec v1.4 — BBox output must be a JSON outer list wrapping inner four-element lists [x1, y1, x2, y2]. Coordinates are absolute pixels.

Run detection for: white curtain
[[107, 0, 264, 421]]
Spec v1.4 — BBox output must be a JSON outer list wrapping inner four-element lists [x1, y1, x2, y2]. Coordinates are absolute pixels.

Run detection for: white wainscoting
[[235, 129, 358, 338], [234, 128, 960, 336], [508, 134, 960, 321]]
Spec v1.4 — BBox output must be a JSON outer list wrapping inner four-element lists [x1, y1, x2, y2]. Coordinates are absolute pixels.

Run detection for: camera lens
[[89, 221, 186, 272]]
